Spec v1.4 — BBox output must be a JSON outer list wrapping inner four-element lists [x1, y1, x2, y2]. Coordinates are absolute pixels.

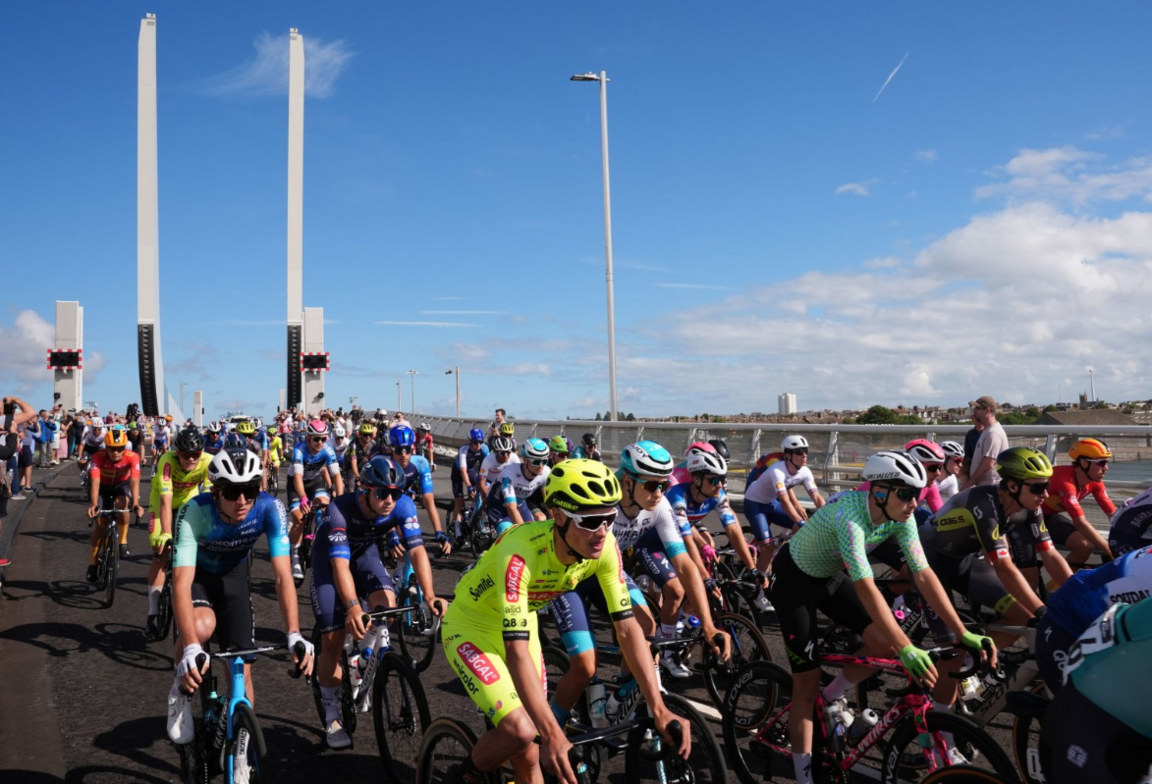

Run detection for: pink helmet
[[306, 419, 329, 437], [685, 441, 717, 457], [904, 438, 946, 466]]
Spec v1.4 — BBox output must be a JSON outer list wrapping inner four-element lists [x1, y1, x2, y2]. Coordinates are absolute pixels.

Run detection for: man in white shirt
[[959, 395, 1010, 491]]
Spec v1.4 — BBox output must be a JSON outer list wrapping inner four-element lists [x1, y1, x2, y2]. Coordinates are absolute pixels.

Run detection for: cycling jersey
[[745, 461, 818, 504], [153, 424, 171, 443], [89, 449, 142, 486], [921, 486, 1053, 566], [788, 490, 928, 581], [612, 498, 689, 558], [1044, 464, 1116, 520], [149, 451, 212, 512], [289, 441, 340, 482], [174, 492, 290, 574], [244, 433, 268, 456], [1110, 487, 1152, 556], [454, 443, 490, 473], [204, 433, 225, 455], [664, 482, 738, 531], [1065, 599, 1152, 739], [320, 492, 424, 556], [484, 462, 550, 524], [1047, 545, 1152, 638], [332, 438, 350, 463], [81, 429, 105, 449], [348, 437, 376, 468], [399, 455, 434, 497], [480, 451, 520, 484], [267, 436, 283, 464], [570, 446, 602, 462]]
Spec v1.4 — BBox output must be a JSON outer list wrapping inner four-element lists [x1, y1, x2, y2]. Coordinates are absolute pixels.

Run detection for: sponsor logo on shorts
[[506, 555, 526, 602], [457, 641, 500, 685]]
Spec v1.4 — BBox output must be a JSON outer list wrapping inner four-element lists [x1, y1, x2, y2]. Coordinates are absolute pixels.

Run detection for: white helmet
[[334, 425, 346, 439], [863, 450, 927, 489], [209, 447, 264, 486], [687, 451, 728, 477], [782, 434, 809, 452], [207, 421, 222, 434], [940, 441, 964, 459], [418, 422, 431, 431]]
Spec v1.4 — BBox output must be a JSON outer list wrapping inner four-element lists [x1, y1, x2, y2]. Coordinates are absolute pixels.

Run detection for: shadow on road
[[0, 619, 171, 670]]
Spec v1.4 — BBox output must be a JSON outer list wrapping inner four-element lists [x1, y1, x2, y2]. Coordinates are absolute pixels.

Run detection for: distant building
[[778, 393, 797, 416], [1032, 409, 1137, 427]]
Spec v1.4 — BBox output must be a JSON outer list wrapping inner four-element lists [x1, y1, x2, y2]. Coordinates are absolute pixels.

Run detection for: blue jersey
[[204, 434, 224, 455], [289, 441, 339, 482], [319, 492, 424, 558], [173, 492, 291, 574], [400, 455, 435, 497], [665, 482, 738, 533], [1047, 545, 1152, 638]]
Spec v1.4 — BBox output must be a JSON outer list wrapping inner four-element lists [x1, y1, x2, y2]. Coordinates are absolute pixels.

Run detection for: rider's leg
[[471, 707, 541, 781]]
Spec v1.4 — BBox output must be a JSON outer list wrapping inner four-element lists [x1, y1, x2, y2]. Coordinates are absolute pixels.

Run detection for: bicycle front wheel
[[103, 531, 118, 608], [229, 702, 267, 783], [626, 691, 727, 783], [374, 651, 431, 784], [699, 611, 772, 709], [397, 577, 439, 672], [882, 711, 1021, 784], [416, 717, 499, 784], [919, 765, 1015, 784]]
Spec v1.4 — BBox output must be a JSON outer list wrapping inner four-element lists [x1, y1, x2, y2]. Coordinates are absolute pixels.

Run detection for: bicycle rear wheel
[[882, 711, 1021, 784], [541, 644, 589, 724], [919, 765, 1015, 784], [228, 702, 267, 783], [397, 576, 439, 672], [374, 650, 431, 784], [156, 567, 174, 640], [103, 530, 118, 608], [416, 717, 502, 784], [627, 692, 727, 783]]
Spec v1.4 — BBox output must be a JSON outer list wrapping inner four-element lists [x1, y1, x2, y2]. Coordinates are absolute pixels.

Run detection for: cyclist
[[667, 441, 715, 487], [126, 421, 143, 457], [937, 440, 965, 501], [77, 418, 106, 481], [236, 420, 269, 490], [1109, 486, 1152, 556], [919, 447, 1072, 739], [707, 438, 730, 460], [478, 435, 519, 499], [486, 408, 510, 445], [86, 427, 144, 579], [743, 434, 827, 610], [330, 425, 350, 481], [346, 422, 377, 486], [450, 428, 489, 541], [570, 432, 601, 462], [145, 426, 212, 639], [770, 450, 995, 783], [152, 414, 173, 467], [266, 425, 283, 475], [165, 448, 315, 764], [389, 425, 450, 555], [287, 419, 344, 581], [203, 421, 225, 456], [310, 456, 447, 748], [485, 438, 551, 536], [415, 422, 435, 470], [488, 420, 517, 452], [1043, 438, 1117, 567], [547, 435, 571, 467], [442, 459, 689, 784]]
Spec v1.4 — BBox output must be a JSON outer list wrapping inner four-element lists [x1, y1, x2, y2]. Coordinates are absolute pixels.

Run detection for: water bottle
[[892, 595, 906, 621], [685, 615, 701, 637], [635, 574, 651, 593], [587, 678, 608, 729], [847, 709, 879, 746]]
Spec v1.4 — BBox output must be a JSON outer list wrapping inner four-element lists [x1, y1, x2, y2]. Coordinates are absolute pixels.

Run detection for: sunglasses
[[371, 486, 405, 501], [178, 451, 202, 461], [788, 448, 809, 456], [393, 446, 413, 454], [704, 476, 726, 486], [1091, 459, 1110, 468], [220, 483, 261, 502], [105, 447, 125, 455], [527, 458, 549, 467], [310, 437, 328, 443], [638, 479, 670, 493], [566, 510, 616, 531], [923, 463, 943, 472], [877, 485, 919, 502], [495, 451, 511, 458], [1025, 481, 1050, 495]]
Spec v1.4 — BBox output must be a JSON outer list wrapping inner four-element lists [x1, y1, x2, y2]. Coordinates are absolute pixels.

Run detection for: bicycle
[[154, 539, 175, 641], [266, 463, 278, 495], [89, 508, 126, 609], [723, 646, 1020, 784], [308, 606, 430, 782], [392, 548, 442, 672], [177, 640, 308, 784], [294, 504, 319, 589]]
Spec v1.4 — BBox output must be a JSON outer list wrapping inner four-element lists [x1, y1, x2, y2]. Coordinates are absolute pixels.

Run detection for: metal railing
[[406, 414, 1152, 531]]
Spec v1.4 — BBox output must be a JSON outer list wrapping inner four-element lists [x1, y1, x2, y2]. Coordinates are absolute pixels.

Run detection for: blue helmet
[[620, 441, 674, 479], [469, 428, 485, 443], [359, 455, 403, 489], [389, 425, 416, 448], [521, 438, 550, 461], [223, 432, 246, 450]]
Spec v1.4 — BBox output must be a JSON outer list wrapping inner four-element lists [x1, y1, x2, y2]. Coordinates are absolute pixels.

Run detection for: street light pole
[[396, 380, 402, 413], [445, 367, 461, 417], [407, 369, 419, 414], [179, 382, 186, 418], [571, 70, 619, 422]]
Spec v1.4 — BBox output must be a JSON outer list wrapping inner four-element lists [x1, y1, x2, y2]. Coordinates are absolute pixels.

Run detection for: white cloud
[[198, 32, 354, 99], [915, 149, 938, 162], [975, 146, 1152, 205], [0, 309, 105, 395], [835, 182, 870, 197]]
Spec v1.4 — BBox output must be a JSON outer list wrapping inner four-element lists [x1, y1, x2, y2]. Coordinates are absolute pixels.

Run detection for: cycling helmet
[[164, 415, 173, 422], [498, 422, 516, 436], [418, 422, 431, 432], [209, 447, 263, 486], [306, 419, 329, 437], [491, 436, 515, 453], [236, 420, 256, 436], [620, 441, 674, 479], [469, 428, 485, 442], [687, 451, 728, 477], [389, 425, 415, 448], [582, 433, 597, 448], [782, 435, 809, 452], [996, 447, 1054, 481], [548, 435, 570, 454], [359, 423, 377, 435], [105, 428, 128, 448], [521, 438, 550, 461], [1069, 438, 1113, 461], [91, 420, 104, 430], [333, 425, 346, 439], [207, 421, 222, 434], [904, 438, 946, 466], [266, 425, 277, 434], [359, 455, 404, 489], [127, 422, 137, 431], [863, 450, 927, 489], [175, 427, 204, 453], [685, 441, 717, 457], [545, 459, 622, 512], [940, 441, 965, 459], [707, 439, 731, 460]]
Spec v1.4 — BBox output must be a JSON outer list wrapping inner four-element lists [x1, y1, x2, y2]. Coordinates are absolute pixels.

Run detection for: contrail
[[873, 52, 910, 103]]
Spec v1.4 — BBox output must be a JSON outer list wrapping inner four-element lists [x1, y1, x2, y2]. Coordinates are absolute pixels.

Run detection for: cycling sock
[[821, 673, 853, 702], [320, 685, 341, 723], [793, 752, 814, 784], [549, 700, 571, 727], [119, 522, 129, 544], [148, 587, 161, 615], [659, 622, 678, 638], [90, 543, 100, 564]]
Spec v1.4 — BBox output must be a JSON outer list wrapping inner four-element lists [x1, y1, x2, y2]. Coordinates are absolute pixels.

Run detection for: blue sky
[[4, 2, 1152, 420]]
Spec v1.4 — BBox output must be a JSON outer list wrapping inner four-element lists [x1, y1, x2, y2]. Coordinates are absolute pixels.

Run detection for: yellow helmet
[[236, 420, 256, 436], [499, 422, 516, 436], [544, 459, 622, 512], [105, 428, 129, 448]]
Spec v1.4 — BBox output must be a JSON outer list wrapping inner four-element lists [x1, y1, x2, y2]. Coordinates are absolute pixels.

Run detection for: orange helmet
[[164, 415, 173, 422], [1069, 438, 1112, 461], [105, 428, 129, 448]]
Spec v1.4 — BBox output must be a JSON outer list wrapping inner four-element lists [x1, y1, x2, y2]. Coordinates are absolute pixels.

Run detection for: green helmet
[[548, 435, 570, 454], [544, 459, 622, 512], [995, 447, 1053, 481]]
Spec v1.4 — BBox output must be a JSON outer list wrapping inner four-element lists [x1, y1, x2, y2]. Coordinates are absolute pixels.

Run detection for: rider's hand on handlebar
[[345, 606, 369, 640], [654, 712, 692, 760], [959, 631, 998, 670], [705, 627, 731, 662], [541, 732, 578, 784], [87, 505, 99, 519]]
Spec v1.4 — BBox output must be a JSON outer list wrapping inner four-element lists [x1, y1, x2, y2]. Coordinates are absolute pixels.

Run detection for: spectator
[[35, 409, 57, 468], [0, 396, 39, 563], [51, 405, 63, 464], [17, 415, 39, 492], [487, 408, 507, 441], [959, 395, 1010, 491], [67, 413, 86, 459]]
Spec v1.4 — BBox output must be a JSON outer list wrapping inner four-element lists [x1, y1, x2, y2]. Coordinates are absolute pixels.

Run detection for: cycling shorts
[[441, 607, 546, 728], [286, 475, 331, 512], [1034, 614, 1078, 696], [98, 480, 133, 510], [549, 572, 648, 656], [628, 542, 679, 589], [1042, 681, 1152, 784], [769, 544, 872, 673], [1044, 514, 1083, 548], [922, 550, 1015, 644], [310, 542, 396, 635], [79, 443, 104, 460], [450, 467, 480, 499], [743, 498, 796, 543], [188, 559, 254, 651]]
